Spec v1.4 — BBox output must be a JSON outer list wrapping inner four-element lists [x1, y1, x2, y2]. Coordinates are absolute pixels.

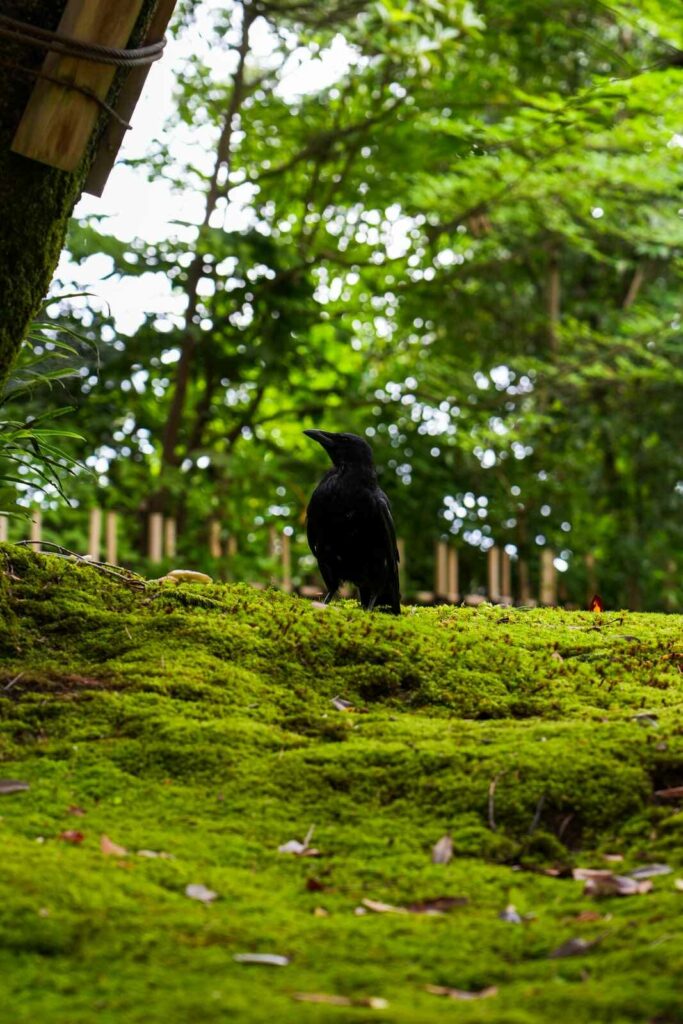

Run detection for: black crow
[[303, 429, 400, 614]]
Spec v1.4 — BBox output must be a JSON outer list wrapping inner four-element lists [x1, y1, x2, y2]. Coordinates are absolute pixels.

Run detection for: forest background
[[2, 0, 683, 610]]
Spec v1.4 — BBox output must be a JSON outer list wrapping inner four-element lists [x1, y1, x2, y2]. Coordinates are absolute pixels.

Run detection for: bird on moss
[[303, 429, 400, 614]]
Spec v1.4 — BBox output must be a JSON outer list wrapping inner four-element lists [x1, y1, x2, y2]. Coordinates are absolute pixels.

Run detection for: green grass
[[1, 543, 683, 1023]]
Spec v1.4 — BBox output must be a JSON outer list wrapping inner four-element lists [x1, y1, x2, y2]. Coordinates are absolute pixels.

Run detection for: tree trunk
[[0, 0, 160, 390]]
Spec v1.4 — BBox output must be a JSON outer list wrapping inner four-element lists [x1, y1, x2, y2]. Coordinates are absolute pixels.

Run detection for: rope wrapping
[[0, 14, 165, 67]]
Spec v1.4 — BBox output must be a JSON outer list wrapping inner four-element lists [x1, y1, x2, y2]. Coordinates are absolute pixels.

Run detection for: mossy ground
[[1, 544, 682, 1023]]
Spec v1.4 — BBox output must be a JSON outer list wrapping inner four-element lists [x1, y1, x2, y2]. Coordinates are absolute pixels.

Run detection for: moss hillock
[[1, 545, 683, 1023]]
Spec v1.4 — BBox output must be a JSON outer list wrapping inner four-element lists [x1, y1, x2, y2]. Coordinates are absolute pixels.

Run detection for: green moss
[[1, 545, 683, 1022]]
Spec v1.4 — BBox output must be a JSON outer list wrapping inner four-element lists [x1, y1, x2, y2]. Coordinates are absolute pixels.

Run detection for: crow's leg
[[359, 586, 378, 611], [320, 563, 340, 604]]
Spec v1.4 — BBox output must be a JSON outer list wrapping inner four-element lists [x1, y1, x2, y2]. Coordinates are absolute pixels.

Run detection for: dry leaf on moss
[[185, 883, 218, 903], [426, 984, 498, 1000], [58, 830, 84, 844], [0, 779, 29, 795], [431, 835, 454, 864], [233, 953, 289, 966], [100, 834, 128, 857]]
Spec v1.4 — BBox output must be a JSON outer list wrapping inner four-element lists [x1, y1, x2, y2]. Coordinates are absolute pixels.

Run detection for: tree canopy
[[3, 0, 683, 608]]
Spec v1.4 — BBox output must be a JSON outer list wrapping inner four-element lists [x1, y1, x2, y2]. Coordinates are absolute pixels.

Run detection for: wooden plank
[[30, 508, 42, 551], [500, 549, 512, 602], [281, 531, 292, 593], [85, 0, 179, 195], [0, 515, 8, 543], [209, 519, 221, 559], [487, 546, 501, 602], [164, 517, 177, 559], [88, 506, 102, 561], [12, 0, 148, 172], [105, 511, 118, 565], [148, 511, 163, 563], [447, 547, 459, 603], [434, 541, 448, 597], [540, 549, 557, 606]]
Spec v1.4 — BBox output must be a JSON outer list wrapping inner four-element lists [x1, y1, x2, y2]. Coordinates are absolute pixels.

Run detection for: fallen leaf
[[573, 910, 605, 923], [654, 786, 683, 800], [100, 834, 128, 857], [551, 650, 564, 663], [405, 897, 468, 914], [313, 906, 329, 917], [331, 696, 354, 711], [549, 935, 605, 958], [0, 779, 29, 795], [233, 953, 289, 966], [58, 830, 84, 844], [67, 805, 86, 817], [185, 883, 218, 903], [431, 835, 454, 864], [630, 864, 672, 879], [674, 879, 683, 892], [573, 868, 651, 897], [632, 712, 658, 728], [136, 849, 174, 860], [157, 569, 212, 585], [361, 898, 407, 915], [589, 594, 604, 612], [602, 853, 624, 863], [499, 904, 522, 923], [293, 994, 351, 1006], [278, 839, 321, 856], [305, 877, 326, 892], [292, 994, 388, 1008], [426, 984, 498, 1001]]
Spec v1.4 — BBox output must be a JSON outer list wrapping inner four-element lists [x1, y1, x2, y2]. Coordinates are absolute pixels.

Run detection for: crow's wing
[[376, 489, 401, 613]]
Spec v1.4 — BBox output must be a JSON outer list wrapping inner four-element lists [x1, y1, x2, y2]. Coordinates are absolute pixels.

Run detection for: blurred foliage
[[3, 0, 683, 607]]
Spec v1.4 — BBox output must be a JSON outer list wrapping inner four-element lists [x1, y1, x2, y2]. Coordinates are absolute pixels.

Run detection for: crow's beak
[[303, 429, 335, 452]]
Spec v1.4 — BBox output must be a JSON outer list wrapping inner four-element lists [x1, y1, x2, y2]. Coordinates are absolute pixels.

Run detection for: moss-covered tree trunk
[[0, 0, 159, 391]]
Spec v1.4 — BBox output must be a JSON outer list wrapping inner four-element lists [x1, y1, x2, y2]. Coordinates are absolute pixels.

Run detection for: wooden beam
[[540, 549, 557, 606], [447, 547, 459, 603], [105, 511, 118, 565], [12, 0, 150, 172], [434, 541, 448, 598], [164, 516, 177, 559], [487, 545, 501, 603], [281, 532, 292, 594], [148, 511, 163, 563], [85, 0, 179, 195], [88, 506, 102, 561]]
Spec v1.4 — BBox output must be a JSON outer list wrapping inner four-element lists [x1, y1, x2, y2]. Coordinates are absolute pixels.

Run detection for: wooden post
[[268, 524, 279, 558], [209, 519, 221, 559], [105, 511, 118, 565], [88, 506, 102, 561], [227, 535, 238, 558], [148, 512, 163, 563], [518, 558, 531, 603], [487, 545, 501, 603], [500, 549, 512, 603], [540, 548, 557, 606], [85, 0, 179, 195], [12, 0, 152, 173], [435, 541, 448, 598], [447, 547, 459, 603], [397, 538, 406, 597], [0, 515, 7, 543], [281, 532, 292, 593], [164, 517, 177, 560], [31, 508, 42, 551]]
